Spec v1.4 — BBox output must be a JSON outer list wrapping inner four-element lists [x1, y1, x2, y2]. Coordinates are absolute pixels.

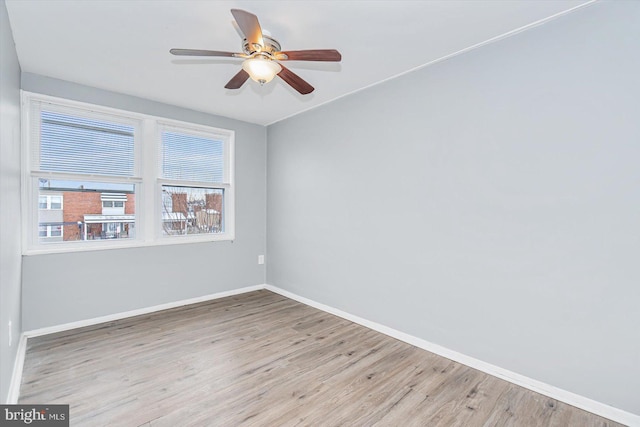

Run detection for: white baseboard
[[6, 334, 27, 404], [264, 284, 639, 427], [12, 283, 639, 426], [23, 285, 264, 338]]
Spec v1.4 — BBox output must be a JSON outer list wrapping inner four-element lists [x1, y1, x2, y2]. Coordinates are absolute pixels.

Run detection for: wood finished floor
[[19, 290, 623, 427]]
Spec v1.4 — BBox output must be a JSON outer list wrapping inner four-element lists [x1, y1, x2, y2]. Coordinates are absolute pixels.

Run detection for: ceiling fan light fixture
[[242, 57, 281, 85], [171, 9, 341, 94]]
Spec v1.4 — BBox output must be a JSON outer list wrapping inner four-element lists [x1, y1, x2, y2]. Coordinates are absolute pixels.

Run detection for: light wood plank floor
[[19, 290, 624, 426]]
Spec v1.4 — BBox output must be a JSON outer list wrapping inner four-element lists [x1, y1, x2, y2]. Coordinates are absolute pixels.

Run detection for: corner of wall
[[0, 0, 24, 403]]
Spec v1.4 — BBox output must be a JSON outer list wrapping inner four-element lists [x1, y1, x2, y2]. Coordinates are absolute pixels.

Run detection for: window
[[38, 194, 63, 210], [102, 201, 125, 208], [161, 186, 224, 235], [159, 126, 231, 237], [50, 196, 62, 209], [23, 92, 234, 253], [26, 97, 138, 248], [38, 225, 63, 239]]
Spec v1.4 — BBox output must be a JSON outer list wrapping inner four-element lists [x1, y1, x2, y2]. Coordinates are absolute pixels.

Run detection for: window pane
[[162, 131, 224, 183], [51, 226, 62, 237], [39, 196, 47, 209], [40, 110, 135, 177], [38, 179, 135, 243], [50, 196, 62, 209], [161, 186, 223, 236]]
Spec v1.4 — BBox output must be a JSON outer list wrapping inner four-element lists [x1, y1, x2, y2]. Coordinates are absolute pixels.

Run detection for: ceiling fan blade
[[170, 48, 240, 57], [277, 65, 314, 95], [276, 49, 342, 62], [231, 9, 263, 48], [224, 69, 250, 89]]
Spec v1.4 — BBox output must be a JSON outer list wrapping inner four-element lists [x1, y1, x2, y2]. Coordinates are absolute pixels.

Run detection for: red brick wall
[[63, 192, 102, 240], [62, 192, 135, 240], [125, 194, 135, 215], [171, 193, 187, 214], [205, 193, 223, 213]]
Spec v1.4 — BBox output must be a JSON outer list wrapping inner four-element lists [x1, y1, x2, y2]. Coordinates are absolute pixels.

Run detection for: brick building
[[163, 190, 222, 234], [39, 190, 135, 242], [40, 189, 221, 242]]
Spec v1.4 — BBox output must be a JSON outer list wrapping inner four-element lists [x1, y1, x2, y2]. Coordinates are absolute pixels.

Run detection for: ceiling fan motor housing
[[243, 35, 281, 57]]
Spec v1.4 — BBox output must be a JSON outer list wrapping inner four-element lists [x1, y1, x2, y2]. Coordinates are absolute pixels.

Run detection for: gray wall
[[0, 0, 22, 402], [267, 1, 640, 415], [21, 73, 267, 331]]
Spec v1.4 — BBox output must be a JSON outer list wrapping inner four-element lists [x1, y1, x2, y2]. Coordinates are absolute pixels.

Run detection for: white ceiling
[[6, 0, 591, 126]]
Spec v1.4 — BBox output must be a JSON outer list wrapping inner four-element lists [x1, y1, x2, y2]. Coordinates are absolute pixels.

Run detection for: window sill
[[22, 233, 235, 256]]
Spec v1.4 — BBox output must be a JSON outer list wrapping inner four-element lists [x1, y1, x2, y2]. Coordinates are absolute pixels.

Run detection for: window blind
[[39, 110, 135, 177], [162, 131, 224, 183]]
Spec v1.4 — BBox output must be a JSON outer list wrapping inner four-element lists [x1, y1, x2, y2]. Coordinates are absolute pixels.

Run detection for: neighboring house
[[162, 190, 222, 235], [39, 189, 222, 241], [39, 190, 135, 242], [80, 193, 135, 240]]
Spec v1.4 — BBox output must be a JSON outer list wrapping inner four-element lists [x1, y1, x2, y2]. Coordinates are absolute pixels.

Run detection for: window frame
[[22, 92, 235, 255], [156, 120, 234, 241]]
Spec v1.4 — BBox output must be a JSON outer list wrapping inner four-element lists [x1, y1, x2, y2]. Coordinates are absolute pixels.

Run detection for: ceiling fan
[[170, 9, 342, 95]]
